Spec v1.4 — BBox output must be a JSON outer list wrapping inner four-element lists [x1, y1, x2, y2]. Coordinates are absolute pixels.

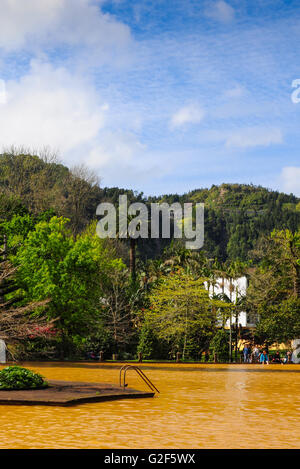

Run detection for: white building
[[207, 276, 257, 328], [208, 276, 300, 363]]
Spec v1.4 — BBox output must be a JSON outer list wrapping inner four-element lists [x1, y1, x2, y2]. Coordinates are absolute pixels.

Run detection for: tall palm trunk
[[235, 308, 239, 362], [129, 238, 136, 282], [229, 277, 233, 362], [234, 285, 239, 362], [221, 277, 225, 327], [182, 305, 188, 361]]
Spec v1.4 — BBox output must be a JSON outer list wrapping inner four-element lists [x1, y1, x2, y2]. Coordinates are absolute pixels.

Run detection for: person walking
[[252, 345, 260, 363], [243, 344, 250, 363]]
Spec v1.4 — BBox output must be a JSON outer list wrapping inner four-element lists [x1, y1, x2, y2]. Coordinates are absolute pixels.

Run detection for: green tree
[[142, 270, 230, 360], [210, 329, 229, 362], [248, 229, 300, 345], [13, 216, 116, 358], [0, 254, 49, 350], [99, 259, 144, 354], [255, 298, 300, 344], [137, 323, 167, 360]]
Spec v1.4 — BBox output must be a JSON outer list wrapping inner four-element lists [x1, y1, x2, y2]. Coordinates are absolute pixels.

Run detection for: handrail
[[119, 365, 160, 394]]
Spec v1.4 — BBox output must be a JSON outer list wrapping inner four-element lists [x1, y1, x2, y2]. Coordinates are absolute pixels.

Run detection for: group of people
[[242, 345, 267, 364], [85, 351, 100, 360], [242, 344, 292, 365]]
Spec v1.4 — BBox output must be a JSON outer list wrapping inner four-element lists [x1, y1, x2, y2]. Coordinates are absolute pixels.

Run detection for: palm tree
[[225, 260, 248, 362], [117, 208, 149, 283], [214, 261, 228, 327], [129, 238, 137, 282]]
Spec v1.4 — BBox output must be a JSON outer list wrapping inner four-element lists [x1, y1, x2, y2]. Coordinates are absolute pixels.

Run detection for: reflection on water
[[0, 363, 300, 449]]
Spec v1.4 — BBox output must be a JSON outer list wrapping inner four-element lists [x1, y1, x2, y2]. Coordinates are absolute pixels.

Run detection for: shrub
[[137, 324, 169, 360], [209, 329, 229, 362], [0, 366, 48, 390]]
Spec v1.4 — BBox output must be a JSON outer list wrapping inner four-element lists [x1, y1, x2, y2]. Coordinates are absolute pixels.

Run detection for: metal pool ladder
[[119, 365, 160, 394]]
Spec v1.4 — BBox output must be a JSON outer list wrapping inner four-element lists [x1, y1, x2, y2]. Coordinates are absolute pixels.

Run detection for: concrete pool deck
[[0, 380, 155, 406]]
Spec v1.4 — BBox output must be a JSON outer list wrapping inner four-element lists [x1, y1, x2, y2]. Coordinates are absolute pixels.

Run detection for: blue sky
[[0, 0, 300, 196]]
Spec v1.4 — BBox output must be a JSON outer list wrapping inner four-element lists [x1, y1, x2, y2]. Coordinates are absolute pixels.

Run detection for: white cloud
[[84, 131, 166, 187], [280, 167, 300, 196], [0, 0, 132, 54], [0, 59, 152, 188], [86, 131, 146, 170], [224, 84, 245, 99], [0, 0, 297, 196], [204, 1, 235, 23], [170, 105, 205, 129], [0, 0, 62, 50], [0, 61, 106, 152], [225, 127, 283, 148]]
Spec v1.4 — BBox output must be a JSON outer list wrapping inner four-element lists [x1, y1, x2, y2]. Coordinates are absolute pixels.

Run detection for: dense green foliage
[[0, 150, 299, 361], [209, 329, 230, 361], [141, 270, 231, 360], [137, 324, 168, 360], [150, 183, 300, 261], [247, 229, 300, 345], [0, 152, 299, 263], [0, 366, 47, 390]]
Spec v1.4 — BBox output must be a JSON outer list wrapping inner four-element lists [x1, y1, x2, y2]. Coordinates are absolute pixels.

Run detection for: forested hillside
[[0, 150, 299, 361], [176, 184, 300, 261], [0, 150, 299, 263]]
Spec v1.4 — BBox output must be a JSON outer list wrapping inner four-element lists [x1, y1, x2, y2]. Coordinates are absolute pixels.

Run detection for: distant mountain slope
[[149, 184, 300, 260], [0, 152, 299, 262]]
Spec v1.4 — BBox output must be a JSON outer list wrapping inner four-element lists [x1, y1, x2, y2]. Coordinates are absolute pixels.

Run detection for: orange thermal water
[[0, 362, 300, 449]]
